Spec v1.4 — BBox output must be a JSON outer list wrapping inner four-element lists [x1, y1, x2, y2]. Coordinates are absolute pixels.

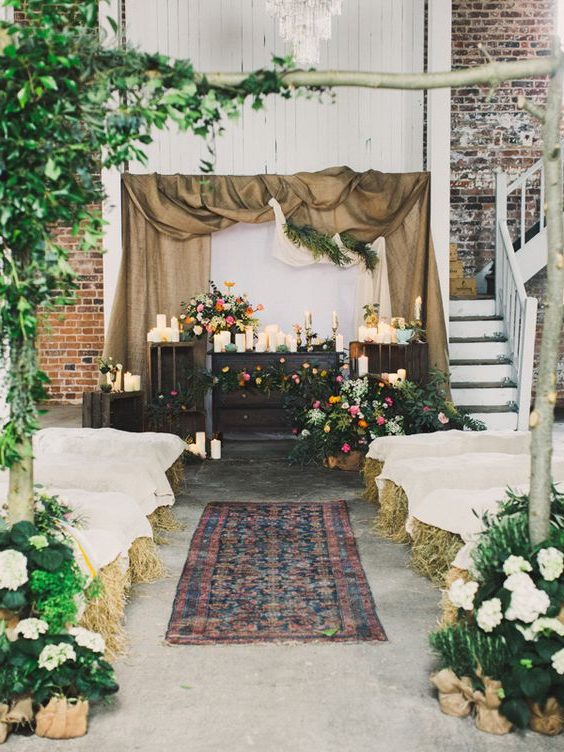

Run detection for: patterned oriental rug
[[166, 501, 387, 644]]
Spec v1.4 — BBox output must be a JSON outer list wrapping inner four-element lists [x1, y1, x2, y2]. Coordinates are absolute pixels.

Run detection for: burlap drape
[[106, 166, 448, 381]]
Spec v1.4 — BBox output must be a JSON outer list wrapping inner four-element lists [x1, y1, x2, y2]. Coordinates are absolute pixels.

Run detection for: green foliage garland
[[284, 219, 379, 271]]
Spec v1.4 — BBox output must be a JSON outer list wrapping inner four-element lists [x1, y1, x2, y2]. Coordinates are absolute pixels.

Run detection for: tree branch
[[200, 55, 559, 91]]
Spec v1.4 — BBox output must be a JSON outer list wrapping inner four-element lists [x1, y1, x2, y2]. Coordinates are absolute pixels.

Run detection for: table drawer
[[216, 407, 289, 430], [214, 388, 284, 408]]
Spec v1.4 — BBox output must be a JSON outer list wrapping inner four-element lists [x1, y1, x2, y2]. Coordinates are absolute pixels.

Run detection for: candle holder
[[296, 330, 302, 350], [331, 324, 338, 344], [305, 327, 314, 352]]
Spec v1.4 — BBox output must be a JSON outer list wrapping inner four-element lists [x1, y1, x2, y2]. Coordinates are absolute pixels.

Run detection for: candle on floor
[[256, 333, 267, 352], [156, 314, 167, 330], [335, 334, 344, 352], [210, 438, 222, 460], [213, 334, 223, 353], [235, 333, 246, 353], [245, 326, 254, 350], [358, 355, 369, 377], [397, 368, 407, 382], [195, 432, 206, 457]]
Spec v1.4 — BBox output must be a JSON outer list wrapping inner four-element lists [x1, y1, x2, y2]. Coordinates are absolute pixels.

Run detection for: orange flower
[[224, 281, 235, 289], [358, 419, 368, 429], [215, 302, 224, 312], [246, 307, 254, 316], [256, 304, 264, 311]]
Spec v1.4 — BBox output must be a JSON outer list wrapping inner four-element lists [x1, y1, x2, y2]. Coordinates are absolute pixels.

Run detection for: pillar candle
[[171, 316, 178, 330], [276, 331, 286, 349], [213, 334, 223, 353], [367, 327, 378, 342], [265, 324, 279, 335], [358, 325, 368, 342], [156, 314, 166, 329], [397, 368, 407, 382], [269, 332, 277, 352], [256, 333, 267, 352], [375, 332, 384, 344], [358, 355, 369, 377], [195, 432, 206, 456], [289, 337, 297, 353], [132, 375, 141, 391], [245, 326, 254, 350], [388, 373, 399, 385], [210, 438, 222, 460], [335, 334, 344, 352], [235, 333, 246, 353], [221, 330, 231, 347], [382, 334, 392, 345], [123, 371, 133, 391], [171, 328, 180, 342]]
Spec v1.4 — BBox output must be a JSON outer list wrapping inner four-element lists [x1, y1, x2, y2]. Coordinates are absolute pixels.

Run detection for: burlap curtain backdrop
[[107, 167, 448, 381]]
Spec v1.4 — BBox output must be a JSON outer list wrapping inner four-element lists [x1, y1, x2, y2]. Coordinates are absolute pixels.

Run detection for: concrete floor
[[13, 405, 562, 751]]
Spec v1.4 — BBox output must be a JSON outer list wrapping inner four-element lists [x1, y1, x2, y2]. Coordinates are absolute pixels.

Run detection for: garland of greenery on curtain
[[283, 219, 379, 271]]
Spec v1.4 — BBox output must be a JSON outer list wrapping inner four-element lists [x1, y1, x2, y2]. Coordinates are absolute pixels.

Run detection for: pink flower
[[217, 298, 225, 306], [170, 390, 178, 396], [438, 412, 450, 424], [243, 372, 251, 382], [349, 405, 360, 416], [384, 397, 393, 406], [312, 400, 321, 409], [292, 374, 300, 383], [196, 303, 204, 312], [292, 427, 299, 435], [341, 443, 351, 453], [279, 357, 286, 363], [422, 406, 431, 412], [336, 375, 344, 383], [226, 315, 235, 326], [377, 416, 386, 426]]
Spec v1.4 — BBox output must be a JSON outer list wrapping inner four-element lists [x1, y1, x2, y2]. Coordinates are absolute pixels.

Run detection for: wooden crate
[[82, 391, 144, 432], [349, 342, 428, 383], [451, 278, 477, 298], [147, 342, 196, 400]]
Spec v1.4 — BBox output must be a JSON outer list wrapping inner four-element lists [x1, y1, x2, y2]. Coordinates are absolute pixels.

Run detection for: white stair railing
[[495, 171, 538, 430]]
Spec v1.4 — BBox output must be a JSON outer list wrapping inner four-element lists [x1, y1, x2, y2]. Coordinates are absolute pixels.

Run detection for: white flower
[[34, 499, 45, 513], [552, 648, 564, 675], [38, 642, 76, 671], [537, 547, 563, 582], [116, 363, 123, 370], [193, 325, 203, 336], [14, 618, 49, 640], [504, 572, 550, 623], [517, 617, 564, 641], [476, 598, 503, 633], [29, 534, 49, 550], [502, 555, 532, 576], [0, 550, 28, 591], [447, 578, 479, 610], [306, 409, 325, 426], [69, 627, 105, 654]]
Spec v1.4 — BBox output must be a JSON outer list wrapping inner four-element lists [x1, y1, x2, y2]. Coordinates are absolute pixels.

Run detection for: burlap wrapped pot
[[430, 668, 474, 717], [529, 698, 563, 736], [35, 698, 89, 739], [473, 678, 513, 735]]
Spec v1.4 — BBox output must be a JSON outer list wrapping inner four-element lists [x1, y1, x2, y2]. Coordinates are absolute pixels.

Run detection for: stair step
[[451, 381, 517, 389], [458, 404, 517, 414], [449, 336, 508, 343], [449, 298, 496, 318], [449, 316, 503, 322], [449, 319, 506, 339], [450, 340, 510, 359], [450, 359, 512, 365], [452, 386, 518, 406], [462, 410, 520, 431], [450, 362, 514, 383]]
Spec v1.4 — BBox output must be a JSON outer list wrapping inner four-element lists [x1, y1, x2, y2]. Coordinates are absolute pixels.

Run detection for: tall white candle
[[289, 337, 297, 353], [332, 310, 338, 329], [210, 438, 222, 460], [358, 355, 369, 377], [269, 333, 278, 352], [156, 314, 167, 329], [367, 327, 378, 342], [221, 330, 231, 348], [265, 324, 280, 335], [171, 316, 179, 330], [382, 334, 392, 345], [256, 333, 267, 352], [245, 326, 254, 350], [195, 432, 206, 456], [335, 334, 344, 352], [276, 331, 286, 349], [414, 296, 422, 321], [304, 310, 312, 328], [213, 334, 223, 353], [235, 333, 246, 353], [171, 328, 180, 342]]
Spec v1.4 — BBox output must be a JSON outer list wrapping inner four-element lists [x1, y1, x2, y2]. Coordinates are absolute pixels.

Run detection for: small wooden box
[[450, 278, 477, 298], [82, 391, 144, 432], [449, 243, 459, 261], [449, 260, 464, 278]]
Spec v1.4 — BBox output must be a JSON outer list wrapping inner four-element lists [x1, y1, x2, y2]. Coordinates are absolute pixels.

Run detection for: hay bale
[[148, 505, 185, 535], [374, 480, 410, 543], [410, 520, 464, 586], [362, 458, 383, 503], [128, 536, 166, 584], [166, 456, 185, 496], [80, 558, 130, 659], [439, 566, 472, 627]]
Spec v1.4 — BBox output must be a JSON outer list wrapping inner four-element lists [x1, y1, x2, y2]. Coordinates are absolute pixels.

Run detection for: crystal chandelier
[[266, 0, 343, 66]]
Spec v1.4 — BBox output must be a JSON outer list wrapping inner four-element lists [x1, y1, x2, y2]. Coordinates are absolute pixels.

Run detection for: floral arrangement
[[430, 487, 564, 734], [179, 281, 263, 339], [0, 494, 118, 737], [391, 317, 418, 330], [96, 356, 122, 393]]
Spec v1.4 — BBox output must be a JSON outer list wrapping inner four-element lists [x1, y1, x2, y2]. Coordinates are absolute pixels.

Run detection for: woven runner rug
[[166, 501, 387, 644]]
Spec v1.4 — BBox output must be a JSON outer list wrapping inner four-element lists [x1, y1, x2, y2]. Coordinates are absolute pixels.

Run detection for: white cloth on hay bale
[[30, 454, 173, 515], [34, 427, 186, 489], [366, 429, 530, 462], [377, 451, 564, 538]]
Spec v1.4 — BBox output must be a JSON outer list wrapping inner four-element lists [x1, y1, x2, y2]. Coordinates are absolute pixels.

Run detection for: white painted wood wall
[[125, 0, 426, 175]]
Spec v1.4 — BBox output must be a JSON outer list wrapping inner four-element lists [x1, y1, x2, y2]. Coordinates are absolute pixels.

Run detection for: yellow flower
[[328, 395, 341, 404], [222, 366, 230, 373], [320, 370, 328, 378], [255, 377, 262, 385], [323, 424, 331, 433]]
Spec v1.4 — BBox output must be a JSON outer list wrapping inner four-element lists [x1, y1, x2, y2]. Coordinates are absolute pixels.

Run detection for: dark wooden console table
[[211, 351, 341, 435], [349, 341, 428, 384]]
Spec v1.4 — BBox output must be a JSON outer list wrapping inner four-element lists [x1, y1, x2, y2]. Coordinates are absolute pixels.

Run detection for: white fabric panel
[[367, 429, 531, 462]]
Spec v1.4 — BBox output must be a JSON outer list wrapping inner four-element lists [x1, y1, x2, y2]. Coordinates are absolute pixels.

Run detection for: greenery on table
[[284, 219, 379, 271], [430, 487, 564, 729], [0, 0, 316, 522]]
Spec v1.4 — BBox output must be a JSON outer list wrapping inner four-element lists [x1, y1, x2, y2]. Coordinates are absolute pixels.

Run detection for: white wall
[[104, 0, 427, 328]]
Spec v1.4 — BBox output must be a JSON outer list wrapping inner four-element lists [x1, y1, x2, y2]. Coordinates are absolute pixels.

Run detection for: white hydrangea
[[0, 550, 29, 591], [537, 547, 564, 582], [38, 642, 77, 671], [476, 598, 503, 633], [69, 627, 105, 654], [14, 618, 49, 640], [29, 534, 49, 550], [385, 416, 405, 436], [306, 409, 325, 426], [504, 572, 550, 623], [517, 617, 564, 641], [447, 578, 479, 611], [502, 555, 532, 576], [300, 429, 310, 437], [552, 648, 564, 675]]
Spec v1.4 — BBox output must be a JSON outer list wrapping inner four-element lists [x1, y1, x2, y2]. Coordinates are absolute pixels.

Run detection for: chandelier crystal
[[266, 0, 343, 66]]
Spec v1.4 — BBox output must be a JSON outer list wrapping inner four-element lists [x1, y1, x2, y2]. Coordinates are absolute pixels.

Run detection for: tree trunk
[[8, 436, 34, 524], [528, 51, 564, 545]]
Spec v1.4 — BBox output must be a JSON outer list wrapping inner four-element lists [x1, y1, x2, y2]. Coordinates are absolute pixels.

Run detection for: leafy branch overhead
[[284, 220, 379, 271]]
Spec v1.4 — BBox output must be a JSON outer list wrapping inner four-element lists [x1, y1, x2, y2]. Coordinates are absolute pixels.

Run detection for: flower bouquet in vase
[[179, 281, 263, 343], [391, 317, 417, 344]]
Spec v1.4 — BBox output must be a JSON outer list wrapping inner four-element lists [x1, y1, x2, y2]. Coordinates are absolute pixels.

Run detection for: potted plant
[[391, 317, 417, 344], [96, 356, 122, 392]]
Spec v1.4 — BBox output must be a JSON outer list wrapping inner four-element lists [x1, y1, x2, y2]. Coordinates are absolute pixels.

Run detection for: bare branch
[[517, 94, 546, 123]]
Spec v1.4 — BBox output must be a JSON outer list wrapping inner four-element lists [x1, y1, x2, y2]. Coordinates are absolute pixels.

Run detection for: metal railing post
[[495, 171, 508, 316]]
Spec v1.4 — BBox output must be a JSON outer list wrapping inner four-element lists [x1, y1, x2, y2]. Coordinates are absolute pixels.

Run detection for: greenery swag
[[284, 219, 379, 271]]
